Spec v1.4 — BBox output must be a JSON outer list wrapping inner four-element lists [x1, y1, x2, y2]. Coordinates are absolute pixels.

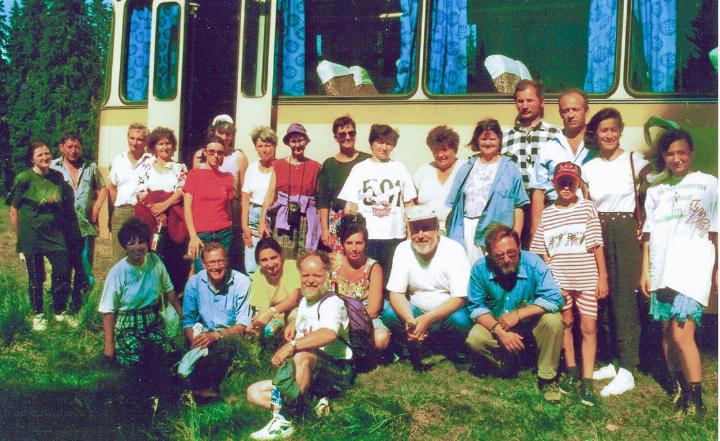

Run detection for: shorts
[[310, 351, 355, 397], [650, 288, 704, 326], [561, 289, 597, 319]]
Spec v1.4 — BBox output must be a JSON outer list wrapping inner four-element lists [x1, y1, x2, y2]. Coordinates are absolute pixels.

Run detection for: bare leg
[[374, 328, 391, 351], [661, 321, 682, 373], [293, 351, 318, 394], [246, 379, 274, 409], [670, 319, 701, 383], [579, 314, 597, 379], [561, 307, 575, 369]]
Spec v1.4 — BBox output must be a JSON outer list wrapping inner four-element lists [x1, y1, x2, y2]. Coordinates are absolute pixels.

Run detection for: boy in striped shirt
[[530, 162, 608, 406]]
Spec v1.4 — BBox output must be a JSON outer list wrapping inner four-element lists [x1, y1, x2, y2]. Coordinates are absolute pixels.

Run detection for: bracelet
[[270, 306, 279, 316], [216, 329, 224, 339]]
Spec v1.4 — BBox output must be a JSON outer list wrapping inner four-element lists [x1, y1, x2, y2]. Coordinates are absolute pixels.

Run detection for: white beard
[[411, 235, 439, 256], [302, 279, 331, 303]]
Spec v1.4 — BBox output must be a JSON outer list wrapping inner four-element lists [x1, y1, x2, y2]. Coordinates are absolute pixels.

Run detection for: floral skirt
[[649, 288, 704, 326]]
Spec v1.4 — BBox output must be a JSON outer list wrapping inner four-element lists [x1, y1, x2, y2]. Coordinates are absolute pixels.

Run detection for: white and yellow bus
[[98, 0, 718, 203]]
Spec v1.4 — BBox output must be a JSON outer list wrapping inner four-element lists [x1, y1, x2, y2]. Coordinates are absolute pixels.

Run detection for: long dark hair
[[653, 128, 694, 171], [585, 108, 624, 149]]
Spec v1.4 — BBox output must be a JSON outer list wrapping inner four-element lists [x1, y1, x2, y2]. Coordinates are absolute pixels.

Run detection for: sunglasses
[[337, 130, 356, 139], [409, 218, 438, 234]]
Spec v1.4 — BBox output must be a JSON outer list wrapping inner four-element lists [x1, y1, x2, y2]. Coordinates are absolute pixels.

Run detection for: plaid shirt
[[501, 120, 561, 188]]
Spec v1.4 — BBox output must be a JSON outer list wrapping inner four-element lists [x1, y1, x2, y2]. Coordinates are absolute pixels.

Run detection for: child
[[640, 129, 717, 416], [530, 162, 608, 406]]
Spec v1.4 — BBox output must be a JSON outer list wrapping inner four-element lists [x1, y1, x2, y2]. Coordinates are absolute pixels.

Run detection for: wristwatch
[[216, 329, 224, 339]]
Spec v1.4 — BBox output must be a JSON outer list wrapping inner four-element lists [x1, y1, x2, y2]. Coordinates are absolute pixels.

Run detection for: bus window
[[153, 3, 181, 100], [242, 0, 271, 97], [628, 0, 717, 96], [270, 0, 420, 97], [425, 0, 619, 95], [122, 0, 152, 102]]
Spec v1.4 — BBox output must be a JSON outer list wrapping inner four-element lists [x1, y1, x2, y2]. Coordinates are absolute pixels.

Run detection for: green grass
[[0, 201, 716, 440]]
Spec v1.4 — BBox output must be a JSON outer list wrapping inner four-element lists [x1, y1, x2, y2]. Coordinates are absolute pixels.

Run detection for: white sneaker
[[32, 314, 47, 332], [54, 314, 79, 328], [600, 367, 635, 397], [250, 416, 295, 440], [314, 397, 331, 417], [592, 363, 617, 381]]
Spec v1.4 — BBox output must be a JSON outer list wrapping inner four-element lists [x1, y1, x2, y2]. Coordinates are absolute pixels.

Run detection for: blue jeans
[[380, 299, 472, 343], [194, 228, 234, 272], [244, 205, 262, 275]]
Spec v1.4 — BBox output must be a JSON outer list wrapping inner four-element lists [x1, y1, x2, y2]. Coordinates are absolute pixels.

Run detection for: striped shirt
[[530, 199, 603, 291]]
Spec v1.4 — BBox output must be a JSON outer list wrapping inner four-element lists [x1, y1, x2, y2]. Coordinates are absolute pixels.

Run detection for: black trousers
[[24, 250, 71, 315]]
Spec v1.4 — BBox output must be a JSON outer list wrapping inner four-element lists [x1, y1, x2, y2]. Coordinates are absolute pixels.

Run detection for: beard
[[488, 256, 519, 290], [302, 279, 331, 303], [411, 235, 439, 257]]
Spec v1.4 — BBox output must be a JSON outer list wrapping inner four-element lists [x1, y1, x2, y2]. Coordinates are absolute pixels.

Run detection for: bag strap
[[316, 291, 354, 349], [450, 157, 476, 209], [629, 152, 642, 229]]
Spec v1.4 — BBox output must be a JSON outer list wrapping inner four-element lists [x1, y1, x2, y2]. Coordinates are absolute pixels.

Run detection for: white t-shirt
[[463, 159, 500, 218], [643, 171, 717, 305], [109, 151, 153, 206], [583, 150, 649, 213], [294, 295, 351, 360], [136, 158, 187, 195], [337, 159, 417, 240], [98, 253, 174, 313], [413, 160, 463, 229], [386, 236, 470, 312], [241, 161, 273, 205]]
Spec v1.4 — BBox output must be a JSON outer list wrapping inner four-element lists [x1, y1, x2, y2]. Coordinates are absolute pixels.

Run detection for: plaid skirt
[[273, 214, 308, 261], [114, 305, 173, 367]]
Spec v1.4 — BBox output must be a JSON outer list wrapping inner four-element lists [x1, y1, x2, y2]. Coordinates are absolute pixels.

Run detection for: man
[[501, 80, 560, 247], [380, 206, 472, 368], [182, 242, 252, 402], [51, 132, 107, 311], [107, 123, 152, 262], [465, 223, 564, 403], [246, 251, 353, 440], [316, 115, 371, 251], [529, 89, 594, 240]]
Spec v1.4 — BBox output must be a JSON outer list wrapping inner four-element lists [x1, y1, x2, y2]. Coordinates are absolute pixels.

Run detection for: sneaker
[[592, 363, 617, 381], [669, 377, 684, 407], [54, 314, 79, 328], [314, 397, 331, 417], [579, 382, 597, 407], [600, 367, 635, 397], [559, 374, 578, 395], [250, 416, 295, 440], [540, 381, 562, 403], [32, 314, 47, 332]]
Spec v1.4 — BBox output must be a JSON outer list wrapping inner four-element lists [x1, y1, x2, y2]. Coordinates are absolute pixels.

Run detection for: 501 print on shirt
[[360, 178, 402, 217]]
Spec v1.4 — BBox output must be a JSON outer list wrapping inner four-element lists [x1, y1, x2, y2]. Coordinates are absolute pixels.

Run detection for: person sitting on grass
[[379, 205, 472, 370], [529, 162, 608, 406], [182, 242, 252, 403], [246, 251, 353, 440], [466, 223, 565, 403], [98, 217, 182, 395]]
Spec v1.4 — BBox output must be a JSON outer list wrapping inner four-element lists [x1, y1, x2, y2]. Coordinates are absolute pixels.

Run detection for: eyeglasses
[[337, 130, 356, 139], [492, 250, 518, 261], [203, 259, 226, 268], [205, 149, 225, 156], [409, 218, 438, 234]]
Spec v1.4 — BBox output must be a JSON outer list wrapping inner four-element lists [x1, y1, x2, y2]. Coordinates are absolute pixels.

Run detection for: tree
[[0, 3, 11, 192]]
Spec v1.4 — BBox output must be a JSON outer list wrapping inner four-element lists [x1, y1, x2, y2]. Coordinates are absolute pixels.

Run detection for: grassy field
[[0, 205, 716, 441]]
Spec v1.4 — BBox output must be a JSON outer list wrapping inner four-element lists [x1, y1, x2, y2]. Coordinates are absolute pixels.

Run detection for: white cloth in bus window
[[337, 159, 416, 240], [483, 55, 532, 94], [241, 161, 273, 206], [583, 151, 649, 213], [643, 171, 717, 306], [413, 160, 463, 229], [463, 160, 500, 218]]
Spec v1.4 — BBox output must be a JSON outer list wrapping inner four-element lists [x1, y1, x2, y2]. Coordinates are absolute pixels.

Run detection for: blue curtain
[[276, 0, 305, 96], [583, 0, 617, 93], [393, 0, 418, 94], [126, 6, 152, 101], [154, 4, 179, 99], [427, 0, 468, 94], [634, 0, 676, 92]]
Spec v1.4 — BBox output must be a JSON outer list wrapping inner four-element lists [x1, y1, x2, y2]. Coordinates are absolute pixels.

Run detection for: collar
[[122, 150, 152, 165], [52, 156, 87, 169]]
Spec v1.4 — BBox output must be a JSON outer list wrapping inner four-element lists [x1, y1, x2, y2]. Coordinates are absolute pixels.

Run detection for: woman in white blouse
[[582, 108, 651, 397]]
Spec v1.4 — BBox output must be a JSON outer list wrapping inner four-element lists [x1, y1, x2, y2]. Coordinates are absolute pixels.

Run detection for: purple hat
[[283, 123, 310, 145]]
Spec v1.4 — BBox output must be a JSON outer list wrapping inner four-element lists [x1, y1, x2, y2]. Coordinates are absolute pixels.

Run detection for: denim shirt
[[182, 269, 253, 332], [466, 251, 563, 320], [51, 157, 105, 237], [445, 156, 529, 248], [529, 134, 596, 201]]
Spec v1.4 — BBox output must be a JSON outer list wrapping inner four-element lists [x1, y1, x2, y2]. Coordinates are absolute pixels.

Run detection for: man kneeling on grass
[[466, 223, 565, 403], [246, 250, 353, 440], [182, 242, 252, 402]]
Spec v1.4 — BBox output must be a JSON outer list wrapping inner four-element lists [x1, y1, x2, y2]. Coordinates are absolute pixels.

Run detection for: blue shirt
[[182, 269, 252, 332], [529, 134, 595, 201], [466, 251, 563, 321], [50, 157, 105, 237]]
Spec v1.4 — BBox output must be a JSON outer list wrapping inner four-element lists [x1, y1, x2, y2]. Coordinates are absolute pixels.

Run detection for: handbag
[[159, 291, 180, 338]]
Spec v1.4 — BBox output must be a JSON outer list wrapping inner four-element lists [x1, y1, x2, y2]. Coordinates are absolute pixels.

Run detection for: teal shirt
[[51, 157, 105, 237]]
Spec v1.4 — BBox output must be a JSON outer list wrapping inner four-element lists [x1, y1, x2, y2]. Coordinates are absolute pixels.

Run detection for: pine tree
[[0, 3, 11, 192]]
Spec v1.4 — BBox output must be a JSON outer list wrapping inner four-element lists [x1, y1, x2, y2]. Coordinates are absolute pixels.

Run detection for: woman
[[413, 126, 464, 233], [241, 127, 277, 274], [184, 135, 235, 272], [640, 129, 716, 415], [9, 141, 78, 330], [135, 127, 189, 290], [582, 108, 651, 397], [99, 218, 182, 387], [445, 118, 528, 262], [259, 123, 321, 260], [330, 214, 389, 351], [249, 237, 302, 339]]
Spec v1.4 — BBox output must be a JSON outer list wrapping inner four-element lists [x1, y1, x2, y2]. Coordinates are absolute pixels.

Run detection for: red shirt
[[183, 168, 234, 233], [273, 158, 320, 197]]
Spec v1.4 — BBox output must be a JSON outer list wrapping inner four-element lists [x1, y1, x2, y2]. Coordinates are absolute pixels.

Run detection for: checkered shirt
[[501, 120, 561, 189]]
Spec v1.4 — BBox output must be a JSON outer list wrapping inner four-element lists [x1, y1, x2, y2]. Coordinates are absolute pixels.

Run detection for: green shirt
[[315, 152, 371, 211], [10, 169, 76, 254]]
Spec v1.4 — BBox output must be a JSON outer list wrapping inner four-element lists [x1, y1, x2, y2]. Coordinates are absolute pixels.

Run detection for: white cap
[[212, 114, 234, 125], [406, 205, 437, 223]]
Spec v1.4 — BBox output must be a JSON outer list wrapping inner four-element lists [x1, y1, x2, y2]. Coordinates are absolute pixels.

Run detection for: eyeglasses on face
[[337, 130, 356, 139], [492, 249, 518, 261]]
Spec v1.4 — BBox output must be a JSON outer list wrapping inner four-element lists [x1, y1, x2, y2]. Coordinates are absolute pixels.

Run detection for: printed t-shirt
[[337, 158, 417, 240], [183, 168, 234, 233], [316, 152, 372, 211]]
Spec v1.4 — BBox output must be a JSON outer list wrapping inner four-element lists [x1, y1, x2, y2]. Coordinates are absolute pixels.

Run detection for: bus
[[97, 0, 718, 212]]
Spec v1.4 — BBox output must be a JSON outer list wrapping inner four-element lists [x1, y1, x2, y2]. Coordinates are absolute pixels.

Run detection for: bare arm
[[91, 187, 109, 224], [639, 233, 651, 298], [258, 172, 276, 238], [166, 290, 182, 317], [106, 182, 117, 207], [184, 193, 203, 259], [512, 207, 524, 238], [592, 245, 609, 299], [272, 328, 338, 367], [319, 207, 331, 246], [236, 151, 249, 200], [529, 189, 545, 241], [102, 313, 116, 357], [9, 206, 18, 236], [365, 264, 384, 319], [241, 191, 254, 247]]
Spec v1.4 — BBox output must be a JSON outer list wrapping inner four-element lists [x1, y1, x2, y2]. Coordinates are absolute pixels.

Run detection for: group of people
[[8, 79, 716, 440]]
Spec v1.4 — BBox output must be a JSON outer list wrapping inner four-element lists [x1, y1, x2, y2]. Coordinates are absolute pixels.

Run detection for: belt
[[598, 212, 636, 222]]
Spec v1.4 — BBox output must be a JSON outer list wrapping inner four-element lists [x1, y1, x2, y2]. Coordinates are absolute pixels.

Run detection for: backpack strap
[[316, 290, 353, 350]]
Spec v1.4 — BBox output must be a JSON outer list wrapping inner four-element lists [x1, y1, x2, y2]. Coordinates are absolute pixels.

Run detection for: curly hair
[[426, 126, 460, 152]]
